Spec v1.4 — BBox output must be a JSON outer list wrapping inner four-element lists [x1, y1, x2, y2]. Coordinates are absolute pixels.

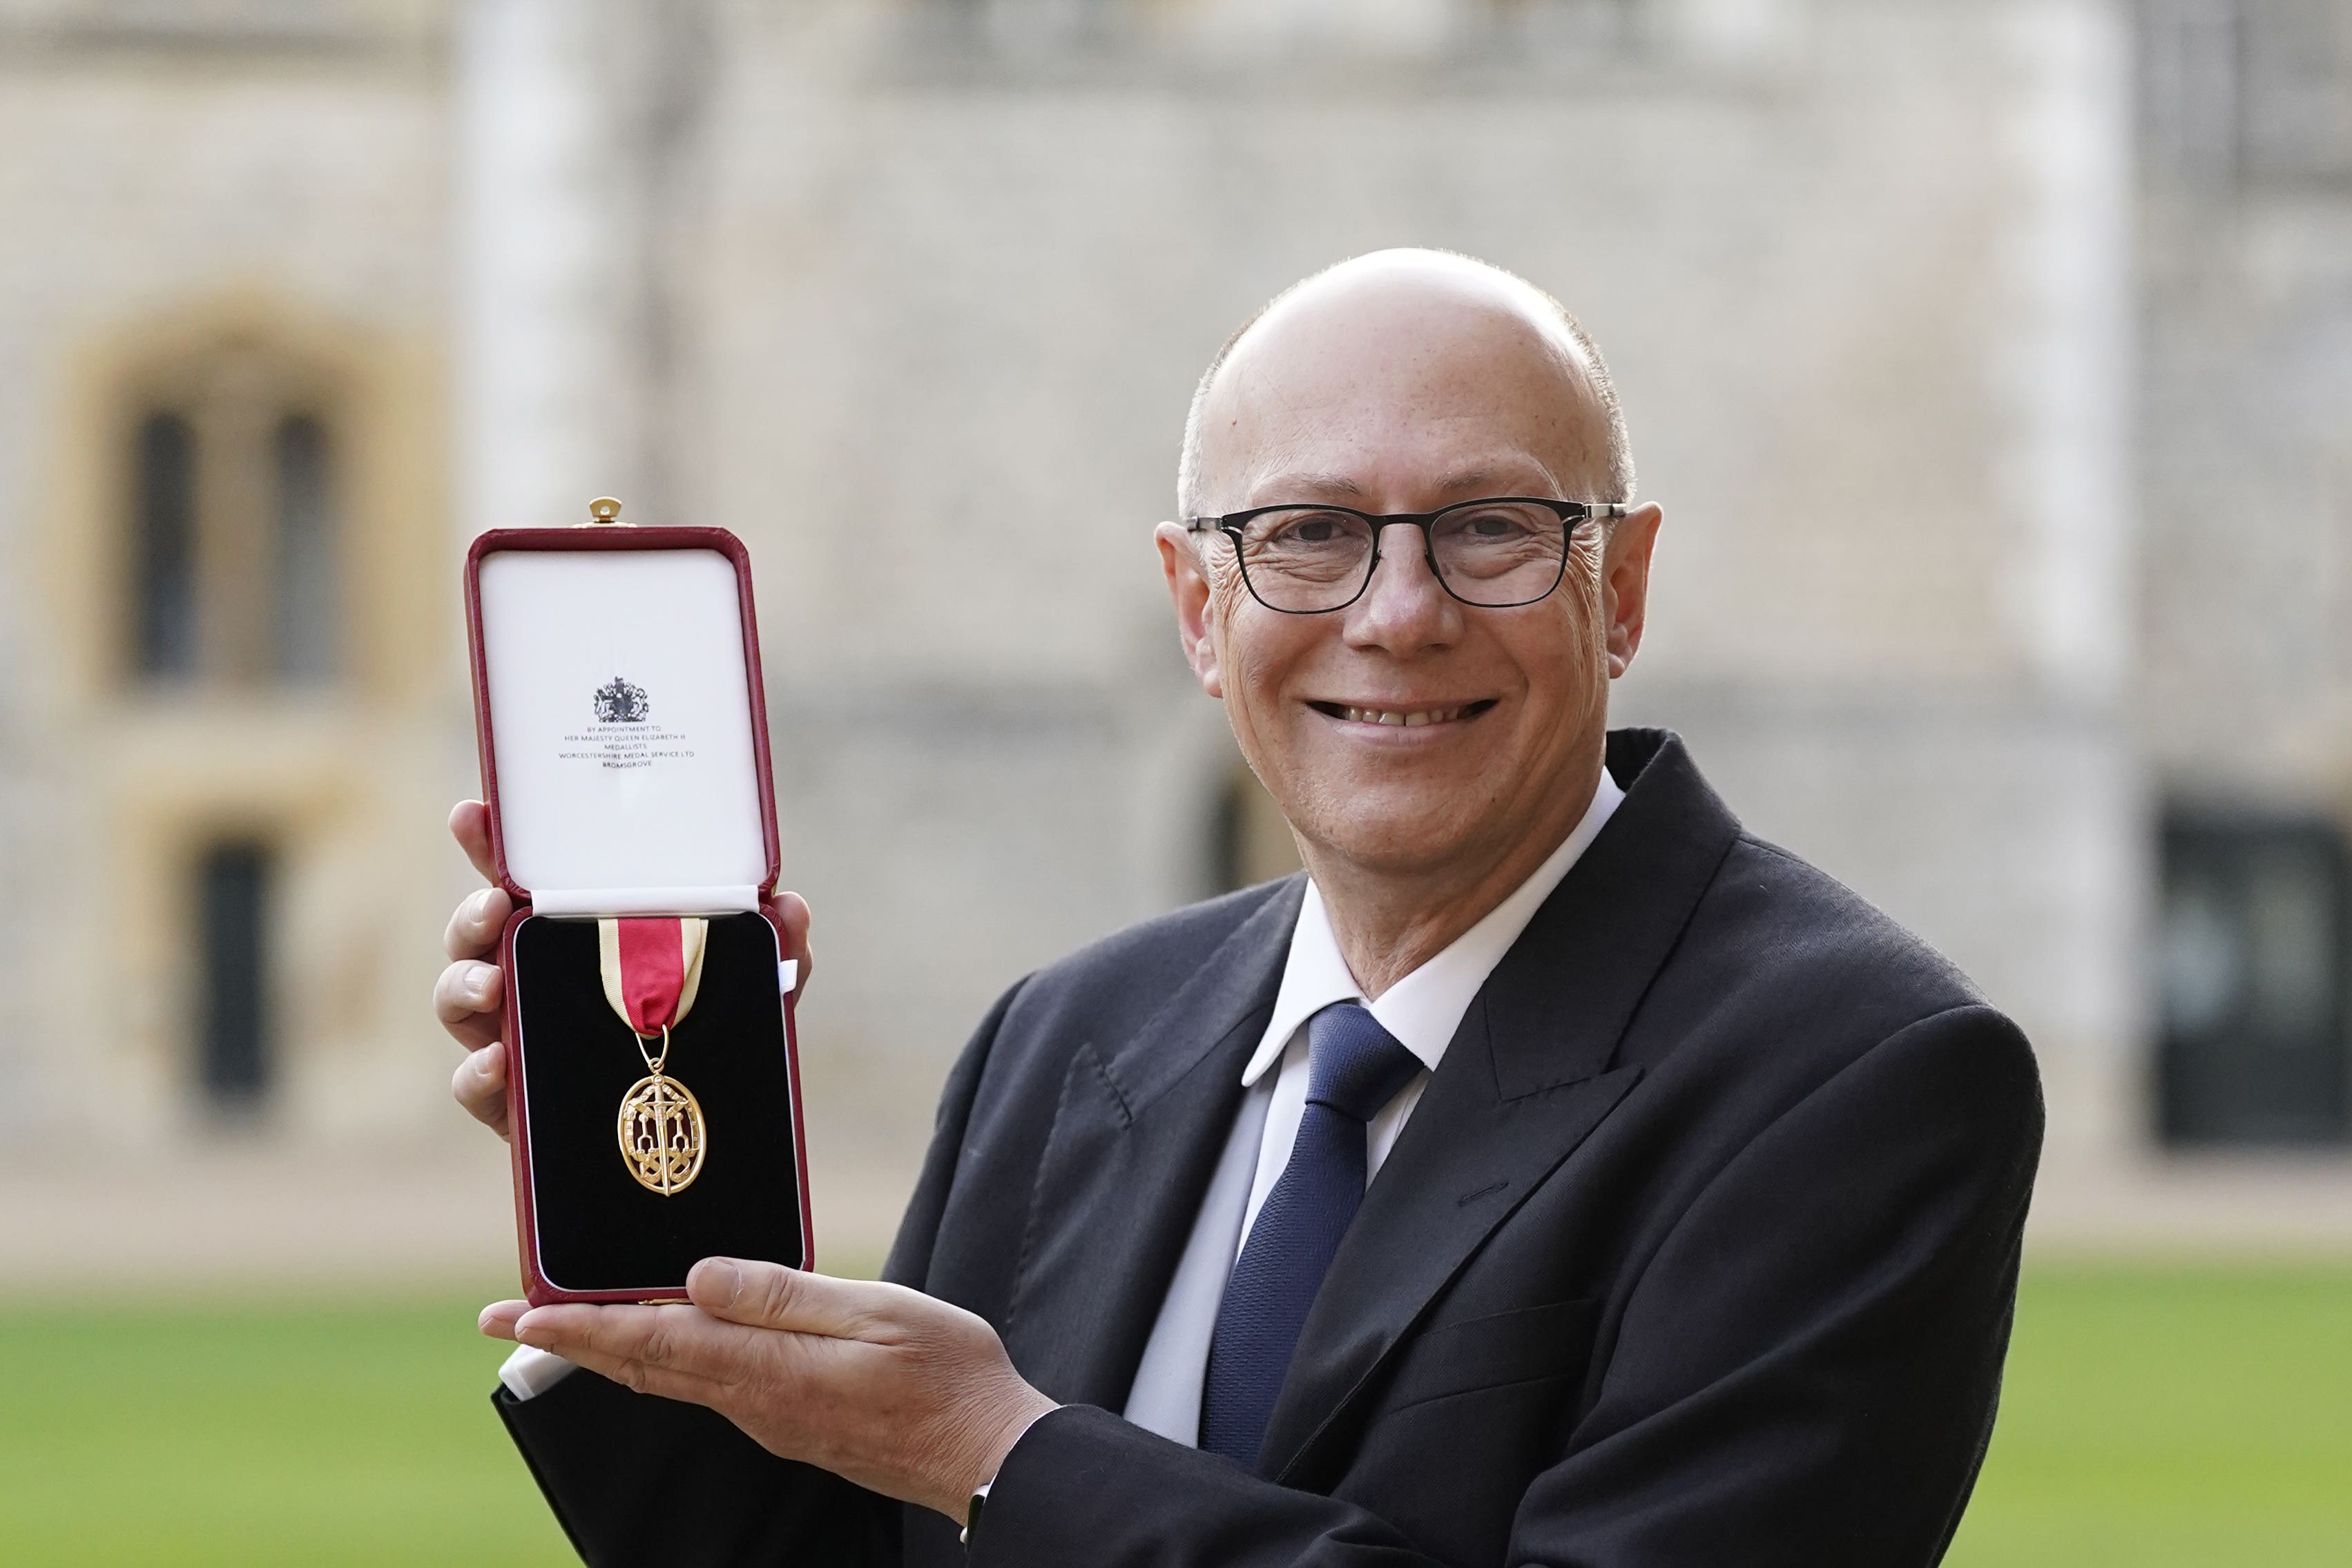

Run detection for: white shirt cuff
[[499, 1344, 579, 1401]]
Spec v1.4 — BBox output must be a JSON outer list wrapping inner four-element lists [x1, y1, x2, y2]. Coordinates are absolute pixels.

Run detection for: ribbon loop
[[597, 917, 709, 1037]]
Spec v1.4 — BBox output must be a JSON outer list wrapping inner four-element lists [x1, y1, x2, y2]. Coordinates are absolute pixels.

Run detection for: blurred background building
[[1, 0, 2346, 1284]]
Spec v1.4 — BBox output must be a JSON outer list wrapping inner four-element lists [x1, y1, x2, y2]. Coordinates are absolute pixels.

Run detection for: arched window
[[122, 356, 343, 688]]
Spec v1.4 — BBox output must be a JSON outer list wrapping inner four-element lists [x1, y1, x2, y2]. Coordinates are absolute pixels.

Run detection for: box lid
[[466, 525, 781, 915]]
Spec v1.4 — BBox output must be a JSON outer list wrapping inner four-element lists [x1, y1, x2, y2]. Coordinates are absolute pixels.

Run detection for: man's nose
[[1345, 522, 1462, 650]]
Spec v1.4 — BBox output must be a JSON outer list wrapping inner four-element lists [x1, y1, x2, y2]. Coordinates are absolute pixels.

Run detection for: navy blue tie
[[1198, 1001, 1424, 1467]]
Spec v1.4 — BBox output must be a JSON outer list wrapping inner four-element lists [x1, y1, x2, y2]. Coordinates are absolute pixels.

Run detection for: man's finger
[[514, 1302, 666, 1362], [434, 960, 503, 1043], [516, 1303, 753, 1398], [452, 1042, 510, 1138], [479, 1299, 529, 1341], [451, 800, 500, 882], [444, 886, 513, 962], [548, 1337, 732, 1406], [771, 891, 816, 990], [688, 1257, 896, 1340]]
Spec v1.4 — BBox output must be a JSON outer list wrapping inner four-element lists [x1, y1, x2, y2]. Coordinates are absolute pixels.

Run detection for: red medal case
[[465, 521, 813, 1305]]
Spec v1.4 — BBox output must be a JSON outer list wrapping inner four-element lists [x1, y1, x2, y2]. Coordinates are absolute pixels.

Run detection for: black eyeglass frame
[[1184, 496, 1630, 614]]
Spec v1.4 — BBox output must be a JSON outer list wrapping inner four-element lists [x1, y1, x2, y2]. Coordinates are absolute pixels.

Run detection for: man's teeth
[[1340, 706, 1466, 727]]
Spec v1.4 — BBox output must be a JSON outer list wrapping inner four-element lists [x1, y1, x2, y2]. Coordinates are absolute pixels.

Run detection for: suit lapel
[[1000, 878, 1304, 1411], [1259, 730, 1743, 1484], [1260, 1041, 1644, 1484]]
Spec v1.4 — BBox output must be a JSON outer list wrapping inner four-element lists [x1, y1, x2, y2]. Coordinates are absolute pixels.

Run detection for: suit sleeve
[[969, 1003, 2044, 1568], [494, 976, 1030, 1568], [883, 973, 1027, 1288]]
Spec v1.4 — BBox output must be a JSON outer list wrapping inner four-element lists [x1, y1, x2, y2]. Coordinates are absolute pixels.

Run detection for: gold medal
[[617, 1025, 706, 1196], [599, 917, 711, 1198]]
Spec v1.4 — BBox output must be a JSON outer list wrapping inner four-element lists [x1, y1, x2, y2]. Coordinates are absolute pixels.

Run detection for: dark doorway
[[197, 840, 275, 1112], [2157, 813, 2351, 1145]]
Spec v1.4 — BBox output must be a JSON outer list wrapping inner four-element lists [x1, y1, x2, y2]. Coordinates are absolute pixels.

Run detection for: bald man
[[450, 250, 2042, 1567]]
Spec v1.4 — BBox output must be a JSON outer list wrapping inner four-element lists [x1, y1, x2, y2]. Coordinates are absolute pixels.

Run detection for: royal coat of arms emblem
[[592, 677, 650, 724]]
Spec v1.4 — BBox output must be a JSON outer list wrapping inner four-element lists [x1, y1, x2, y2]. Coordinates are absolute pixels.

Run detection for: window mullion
[[193, 365, 277, 686]]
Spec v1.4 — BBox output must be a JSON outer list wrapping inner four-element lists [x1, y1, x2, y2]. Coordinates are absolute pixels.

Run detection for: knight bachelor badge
[[598, 916, 711, 1196]]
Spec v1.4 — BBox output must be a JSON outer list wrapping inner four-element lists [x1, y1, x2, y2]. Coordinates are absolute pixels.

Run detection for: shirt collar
[[1241, 765, 1626, 1087]]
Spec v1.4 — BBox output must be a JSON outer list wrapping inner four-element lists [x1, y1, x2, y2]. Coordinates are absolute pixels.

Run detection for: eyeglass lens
[[1233, 503, 1583, 612]]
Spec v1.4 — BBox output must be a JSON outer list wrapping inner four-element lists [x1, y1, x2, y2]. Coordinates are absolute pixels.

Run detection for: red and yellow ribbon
[[597, 917, 709, 1038]]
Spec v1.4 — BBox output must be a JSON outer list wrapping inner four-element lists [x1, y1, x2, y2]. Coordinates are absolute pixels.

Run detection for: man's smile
[[1305, 698, 1501, 728]]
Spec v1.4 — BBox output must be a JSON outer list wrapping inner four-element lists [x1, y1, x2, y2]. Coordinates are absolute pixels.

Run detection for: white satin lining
[[531, 884, 760, 916]]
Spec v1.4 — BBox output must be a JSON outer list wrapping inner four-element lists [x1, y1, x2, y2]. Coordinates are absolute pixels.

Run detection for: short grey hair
[[1175, 251, 1637, 519]]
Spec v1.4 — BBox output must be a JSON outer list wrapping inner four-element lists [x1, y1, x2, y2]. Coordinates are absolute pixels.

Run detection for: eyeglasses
[[1184, 497, 1626, 614]]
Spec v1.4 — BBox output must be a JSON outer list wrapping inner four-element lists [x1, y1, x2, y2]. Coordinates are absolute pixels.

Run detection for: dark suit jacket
[[498, 729, 2044, 1567]]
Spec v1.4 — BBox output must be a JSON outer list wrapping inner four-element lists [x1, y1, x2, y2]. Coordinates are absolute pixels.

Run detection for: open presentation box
[[465, 520, 811, 1305]]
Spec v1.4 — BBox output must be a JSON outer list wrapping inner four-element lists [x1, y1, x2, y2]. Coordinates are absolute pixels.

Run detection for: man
[[436, 249, 2042, 1566]]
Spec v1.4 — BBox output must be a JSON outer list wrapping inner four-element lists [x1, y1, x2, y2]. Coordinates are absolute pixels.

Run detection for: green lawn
[[1, 1266, 2344, 1565], [0, 1294, 575, 1566], [1945, 1265, 2352, 1567]]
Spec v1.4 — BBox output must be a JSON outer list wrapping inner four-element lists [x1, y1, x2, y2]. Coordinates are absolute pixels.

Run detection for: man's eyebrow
[[1240, 461, 1563, 509], [1432, 462, 1560, 496], [1246, 472, 1368, 503]]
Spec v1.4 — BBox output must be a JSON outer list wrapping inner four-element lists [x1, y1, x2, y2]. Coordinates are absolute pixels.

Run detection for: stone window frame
[[44, 291, 444, 710], [124, 340, 347, 689], [39, 293, 446, 1129]]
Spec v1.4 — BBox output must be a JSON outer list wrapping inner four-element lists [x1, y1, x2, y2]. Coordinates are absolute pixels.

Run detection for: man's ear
[[1602, 503, 1663, 679], [1157, 521, 1225, 699]]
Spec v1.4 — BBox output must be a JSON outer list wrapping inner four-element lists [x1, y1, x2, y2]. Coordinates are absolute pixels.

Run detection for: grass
[[0, 1294, 574, 1567], [1945, 1264, 2352, 1566], [0, 1265, 2344, 1565]]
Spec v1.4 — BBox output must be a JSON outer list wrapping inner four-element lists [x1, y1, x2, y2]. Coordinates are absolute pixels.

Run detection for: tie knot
[[1303, 1003, 1423, 1123]]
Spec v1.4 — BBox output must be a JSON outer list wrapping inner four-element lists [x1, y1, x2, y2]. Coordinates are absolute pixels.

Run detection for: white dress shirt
[[1120, 768, 1623, 1445]]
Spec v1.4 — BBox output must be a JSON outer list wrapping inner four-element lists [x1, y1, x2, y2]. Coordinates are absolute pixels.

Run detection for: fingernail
[[467, 965, 493, 1002], [468, 889, 493, 921], [706, 1259, 743, 1307], [514, 1315, 548, 1348]]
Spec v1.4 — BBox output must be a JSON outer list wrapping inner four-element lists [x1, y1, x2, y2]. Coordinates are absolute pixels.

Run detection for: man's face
[[1161, 258, 1661, 882]]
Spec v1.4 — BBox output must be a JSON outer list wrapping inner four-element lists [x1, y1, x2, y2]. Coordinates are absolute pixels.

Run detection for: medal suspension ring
[[617, 1026, 706, 1197]]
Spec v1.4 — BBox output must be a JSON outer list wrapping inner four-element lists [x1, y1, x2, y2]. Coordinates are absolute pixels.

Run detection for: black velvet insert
[[512, 912, 804, 1295]]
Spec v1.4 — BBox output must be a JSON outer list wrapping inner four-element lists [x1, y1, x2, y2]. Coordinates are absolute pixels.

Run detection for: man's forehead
[[1199, 257, 1606, 500], [1225, 255, 1582, 380]]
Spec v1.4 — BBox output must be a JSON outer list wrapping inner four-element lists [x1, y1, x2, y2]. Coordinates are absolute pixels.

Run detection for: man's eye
[[1266, 513, 1353, 546], [1462, 511, 1528, 539]]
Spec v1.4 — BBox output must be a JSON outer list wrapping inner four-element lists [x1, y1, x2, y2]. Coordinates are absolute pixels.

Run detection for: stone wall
[[0, 1, 465, 1143], [672, 0, 2145, 1212], [1, 0, 2340, 1273]]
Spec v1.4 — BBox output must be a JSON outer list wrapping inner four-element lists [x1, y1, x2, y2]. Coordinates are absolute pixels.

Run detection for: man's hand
[[480, 1260, 1058, 1519], [434, 802, 515, 1137], [432, 799, 815, 1141]]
